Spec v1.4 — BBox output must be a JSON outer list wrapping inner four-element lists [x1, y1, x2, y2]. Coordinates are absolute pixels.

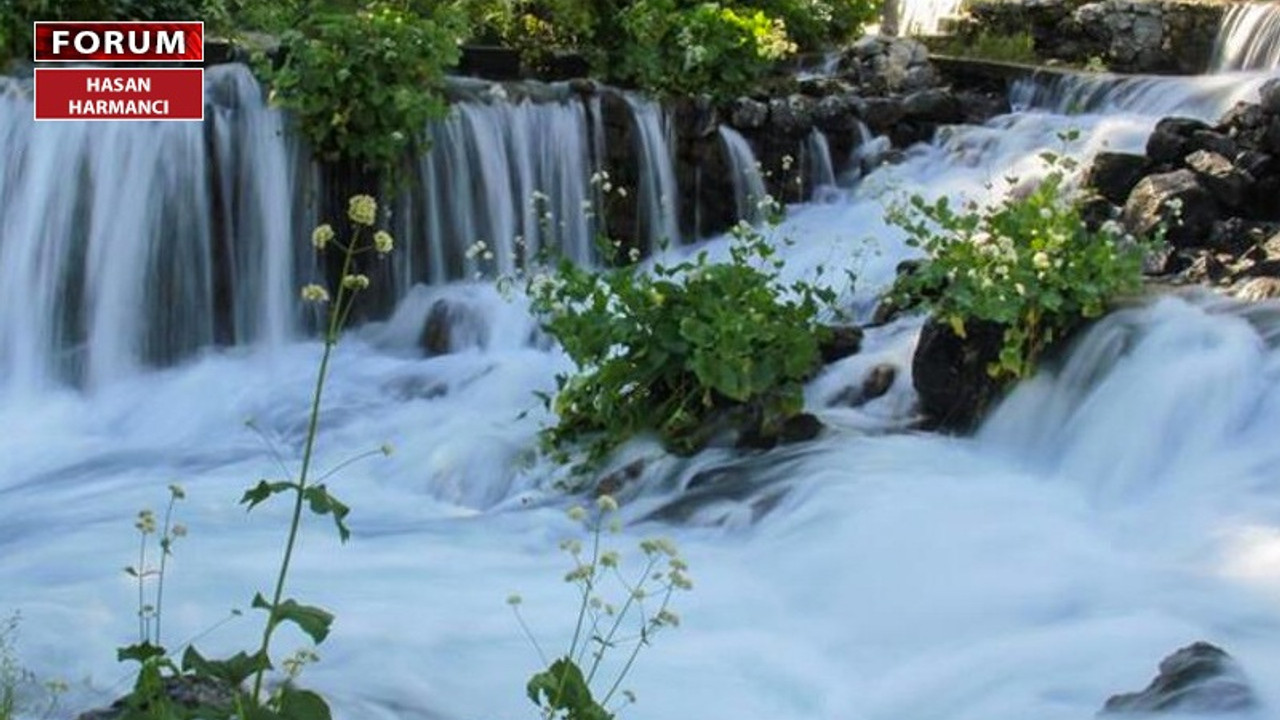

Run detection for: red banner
[[32, 22, 203, 62], [34, 68, 205, 121]]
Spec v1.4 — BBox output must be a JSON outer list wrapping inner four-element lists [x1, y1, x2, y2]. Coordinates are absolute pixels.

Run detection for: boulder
[[902, 88, 962, 124], [1145, 117, 1212, 166], [1259, 77, 1280, 116], [76, 675, 236, 720], [728, 97, 769, 130], [912, 318, 1008, 432], [819, 325, 864, 364], [419, 297, 489, 355], [1101, 642, 1258, 714], [1235, 276, 1280, 301], [1184, 149, 1251, 209], [1122, 169, 1218, 248], [768, 95, 815, 136], [1087, 152, 1150, 205]]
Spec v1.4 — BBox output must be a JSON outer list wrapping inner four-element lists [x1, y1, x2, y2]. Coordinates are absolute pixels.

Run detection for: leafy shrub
[[886, 144, 1155, 379], [617, 0, 797, 99], [456, 0, 597, 71], [529, 216, 833, 467], [933, 29, 1037, 65], [266, 2, 464, 176], [753, 0, 878, 51], [0, 0, 227, 66]]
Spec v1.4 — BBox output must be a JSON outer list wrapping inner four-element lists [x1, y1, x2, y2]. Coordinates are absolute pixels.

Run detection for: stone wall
[[963, 0, 1225, 74]]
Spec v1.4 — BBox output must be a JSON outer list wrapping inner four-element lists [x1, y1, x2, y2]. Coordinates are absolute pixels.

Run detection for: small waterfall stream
[[718, 125, 769, 224], [1212, 2, 1280, 71]]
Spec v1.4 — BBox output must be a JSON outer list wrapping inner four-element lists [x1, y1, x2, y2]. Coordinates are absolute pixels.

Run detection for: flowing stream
[[5, 62, 1280, 720], [1212, 2, 1280, 71]]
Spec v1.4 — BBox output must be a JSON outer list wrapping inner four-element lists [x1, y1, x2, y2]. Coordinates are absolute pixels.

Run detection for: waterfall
[[895, 0, 966, 36], [0, 66, 701, 389], [1009, 70, 1270, 120], [717, 126, 769, 224], [804, 129, 838, 201], [1212, 2, 1280, 71], [623, 95, 680, 249]]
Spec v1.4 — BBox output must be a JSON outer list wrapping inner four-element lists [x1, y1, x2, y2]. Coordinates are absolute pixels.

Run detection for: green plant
[[112, 197, 396, 720], [617, 0, 797, 99], [935, 30, 1037, 65], [265, 1, 464, 177], [885, 137, 1155, 379], [529, 200, 834, 468], [753, 0, 877, 51], [1, 613, 64, 720], [510, 496, 692, 720]]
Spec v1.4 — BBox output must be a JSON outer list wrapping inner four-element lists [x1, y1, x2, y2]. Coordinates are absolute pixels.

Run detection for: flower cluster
[[512, 494, 693, 720], [300, 195, 395, 316]]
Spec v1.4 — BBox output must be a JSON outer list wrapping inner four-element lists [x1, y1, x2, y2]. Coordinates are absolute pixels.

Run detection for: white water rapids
[[4, 62, 1280, 720]]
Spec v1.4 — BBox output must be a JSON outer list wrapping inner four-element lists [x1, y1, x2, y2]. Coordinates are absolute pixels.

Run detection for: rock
[[812, 94, 860, 132], [76, 675, 236, 720], [1208, 218, 1277, 255], [1234, 276, 1280, 301], [819, 325, 864, 364], [1187, 129, 1237, 160], [1146, 117, 1212, 166], [728, 97, 769, 130], [953, 89, 1010, 126], [1259, 77, 1280, 116], [1122, 169, 1218, 248], [1184, 149, 1251, 209], [912, 317, 1008, 432], [419, 298, 489, 355], [860, 97, 905, 136], [768, 95, 815, 136], [861, 364, 896, 402], [1087, 152, 1150, 205], [1101, 641, 1258, 714], [902, 88, 961, 123], [736, 411, 823, 450]]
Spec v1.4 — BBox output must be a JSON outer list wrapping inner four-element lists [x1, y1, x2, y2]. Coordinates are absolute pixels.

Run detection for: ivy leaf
[[252, 594, 334, 645], [181, 646, 272, 686], [526, 657, 612, 720]]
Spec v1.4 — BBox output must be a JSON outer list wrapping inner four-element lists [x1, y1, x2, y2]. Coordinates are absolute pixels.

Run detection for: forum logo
[[32, 21, 205, 121]]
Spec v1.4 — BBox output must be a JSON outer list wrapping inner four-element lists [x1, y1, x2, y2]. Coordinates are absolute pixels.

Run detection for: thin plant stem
[[250, 230, 360, 702], [136, 533, 147, 644], [601, 584, 674, 707], [154, 493, 178, 646], [585, 557, 657, 684], [511, 606, 549, 666]]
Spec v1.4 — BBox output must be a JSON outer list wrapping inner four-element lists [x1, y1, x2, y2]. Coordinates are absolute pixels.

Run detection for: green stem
[[137, 533, 147, 644], [154, 494, 178, 647], [585, 557, 656, 684], [601, 584, 674, 707], [250, 233, 359, 703], [554, 514, 602, 710]]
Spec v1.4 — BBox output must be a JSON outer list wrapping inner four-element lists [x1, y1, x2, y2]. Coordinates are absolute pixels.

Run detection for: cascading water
[[624, 95, 681, 248], [894, 0, 966, 36], [805, 129, 839, 202], [1211, 2, 1280, 71], [8, 59, 1280, 720], [718, 125, 769, 224]]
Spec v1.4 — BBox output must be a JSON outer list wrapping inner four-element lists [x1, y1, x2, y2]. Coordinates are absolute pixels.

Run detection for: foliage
[[886, 139, 1155, 380], [264, 1, 464, 177], [933, 29, 1037, 65], [511, 497, 692, 720], [454, 0, 597, 72], [0, 614, 64, 720], [529, 205, 833, 467], [111, 198, 396, 720], [753, 0, 877, 52], [617, 0, 797, 99]]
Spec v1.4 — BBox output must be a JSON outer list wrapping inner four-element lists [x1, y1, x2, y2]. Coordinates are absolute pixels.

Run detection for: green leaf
[[303, 485, 351, 543], [278, 687, 333, 720], [527, 658, 612, 720], [253, 594, 334, 645], [241, 480, 297, 511], [117, 642, 166, 664], [181, 646, 272, 686]]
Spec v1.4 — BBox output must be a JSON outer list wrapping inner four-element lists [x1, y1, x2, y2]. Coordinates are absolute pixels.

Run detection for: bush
[[529, 216, 833, 467], [617, 0, 797, 99], [1, 0, 226, 66], [265, 1, 464, 176], [753, 0, 878, 52], [886, 141, 1155, 380]]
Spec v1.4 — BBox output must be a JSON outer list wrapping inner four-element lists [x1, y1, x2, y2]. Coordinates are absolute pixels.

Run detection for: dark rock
[[812, 94, 860, 132], [728, 97, 769, 130], [1234, 149, 1274, 179], [1209, 218, 1278, 255], [1264, 115, 1280, 156], [1218, 101, 1266, 134], [419, 298, 488, 355], [912, 318, 1008, 433], [902, 88, 961, 124], [1259, 77, 1280, 116], [1187, 130, 1238, 160], [833, 363, 898, 407], [736, 411, 823, 450], [1146, 117, 1212, 166], [1184, 150, 1251, 209], [1122, 169, 1219, 248], [1086, 152, 1150, 205], [76, 675, 236, 720], [953, 89, 1010, 126], [595, 458, 646, 498], [768, 95, 815, 136], [1101, 641, 1258, 715], [819, 325, 864, 364], [860, 97, 905, 136]]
